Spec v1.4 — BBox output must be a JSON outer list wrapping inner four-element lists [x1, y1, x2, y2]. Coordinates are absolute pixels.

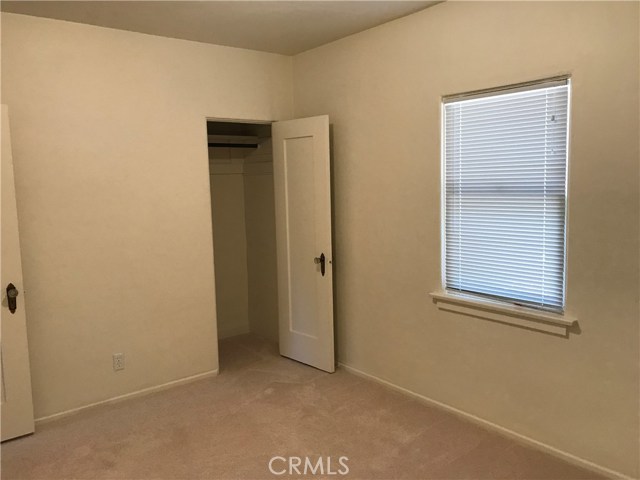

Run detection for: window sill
[[429, 291, 577, 336]]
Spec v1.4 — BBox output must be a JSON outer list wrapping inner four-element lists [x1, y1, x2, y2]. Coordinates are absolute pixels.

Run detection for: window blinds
[[443, 79, 570, 311]]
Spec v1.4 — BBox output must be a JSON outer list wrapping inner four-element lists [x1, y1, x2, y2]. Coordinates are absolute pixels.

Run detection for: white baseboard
[[35, 369, 219, 425], [338, 362, 630, 480]]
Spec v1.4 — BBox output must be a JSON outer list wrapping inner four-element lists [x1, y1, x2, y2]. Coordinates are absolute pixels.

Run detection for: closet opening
[[207, 120, 279, 370]]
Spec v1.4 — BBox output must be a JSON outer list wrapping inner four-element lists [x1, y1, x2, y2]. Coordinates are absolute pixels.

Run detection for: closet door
[[272, 115, 334, 373], [1, 105, 36, 441]]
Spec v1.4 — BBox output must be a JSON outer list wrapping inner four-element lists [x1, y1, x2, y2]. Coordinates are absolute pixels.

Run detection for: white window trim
[[436, 77, 574, 334], [430, 290, 577, 336]]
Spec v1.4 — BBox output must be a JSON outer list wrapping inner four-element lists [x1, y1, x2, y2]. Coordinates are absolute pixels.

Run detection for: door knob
[[6, 283, 19, 314], [314, 253, 326, 276]]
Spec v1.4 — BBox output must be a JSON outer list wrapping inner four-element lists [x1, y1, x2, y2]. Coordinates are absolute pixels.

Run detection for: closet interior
[[207, 120, 279, 350]]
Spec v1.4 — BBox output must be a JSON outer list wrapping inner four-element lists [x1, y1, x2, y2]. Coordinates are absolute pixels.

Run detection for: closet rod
[[208, 142, 258, 149]]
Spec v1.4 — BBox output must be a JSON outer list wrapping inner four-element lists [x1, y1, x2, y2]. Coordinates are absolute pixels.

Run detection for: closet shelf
[[208, 134, 260, 149]]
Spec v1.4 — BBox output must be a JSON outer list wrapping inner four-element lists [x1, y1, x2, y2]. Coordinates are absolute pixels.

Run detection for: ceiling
[[0, 1, 440, 55]]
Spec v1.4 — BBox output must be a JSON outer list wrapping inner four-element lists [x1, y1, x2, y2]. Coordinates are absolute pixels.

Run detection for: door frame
[[202, 115, 336, 372]]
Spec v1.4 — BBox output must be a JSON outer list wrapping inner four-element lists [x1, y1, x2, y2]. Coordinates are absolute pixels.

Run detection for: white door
[[272, 115, 335, 373], [1, 105, 35, 441]]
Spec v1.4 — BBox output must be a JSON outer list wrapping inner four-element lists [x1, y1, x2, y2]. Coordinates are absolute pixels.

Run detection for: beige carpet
[[2, 334, 603, 479]]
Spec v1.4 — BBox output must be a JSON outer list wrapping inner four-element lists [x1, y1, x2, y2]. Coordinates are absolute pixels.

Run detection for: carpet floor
[[2, 334, 603, 479]]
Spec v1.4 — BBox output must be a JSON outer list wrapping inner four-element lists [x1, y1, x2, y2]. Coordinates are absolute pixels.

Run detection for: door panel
[[285, 136, 318, 338], [273, 115, 334, 373], [1, 105, 35, 441]]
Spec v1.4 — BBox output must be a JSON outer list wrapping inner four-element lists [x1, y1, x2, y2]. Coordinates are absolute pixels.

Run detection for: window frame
[[439, 76, 572, 315]]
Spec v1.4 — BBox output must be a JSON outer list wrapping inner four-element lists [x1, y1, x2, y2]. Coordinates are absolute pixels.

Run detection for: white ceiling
[[1, 1, 440, 55]]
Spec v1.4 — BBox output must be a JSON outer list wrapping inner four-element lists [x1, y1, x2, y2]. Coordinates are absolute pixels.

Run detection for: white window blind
[[443, 79, 570, 311]]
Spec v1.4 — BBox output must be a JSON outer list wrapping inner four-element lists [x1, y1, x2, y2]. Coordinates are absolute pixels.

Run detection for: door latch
[[314, 253, 326, 276], [6, 283, 19, 314]]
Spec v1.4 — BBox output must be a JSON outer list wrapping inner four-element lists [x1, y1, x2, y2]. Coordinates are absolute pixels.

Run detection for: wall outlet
[[112, 353, 125, 371]]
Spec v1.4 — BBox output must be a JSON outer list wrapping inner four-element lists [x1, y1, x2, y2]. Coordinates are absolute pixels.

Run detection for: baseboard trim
[[35, 369, 219, 425], [338, 362, 630, 480]]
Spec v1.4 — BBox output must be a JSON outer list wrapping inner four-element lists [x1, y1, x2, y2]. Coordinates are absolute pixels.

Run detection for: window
[[442, 78, 570, 312]]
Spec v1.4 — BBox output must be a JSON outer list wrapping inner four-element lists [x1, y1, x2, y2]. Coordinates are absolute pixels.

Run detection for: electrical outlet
[[112, 353, 125, 371]]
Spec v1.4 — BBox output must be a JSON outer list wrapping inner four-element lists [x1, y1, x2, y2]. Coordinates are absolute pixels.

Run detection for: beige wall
[[244, 170, 279, 342], [1, 12, 292, 419], [293, 2, 639, 477], [210, 173, 250, 339]]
